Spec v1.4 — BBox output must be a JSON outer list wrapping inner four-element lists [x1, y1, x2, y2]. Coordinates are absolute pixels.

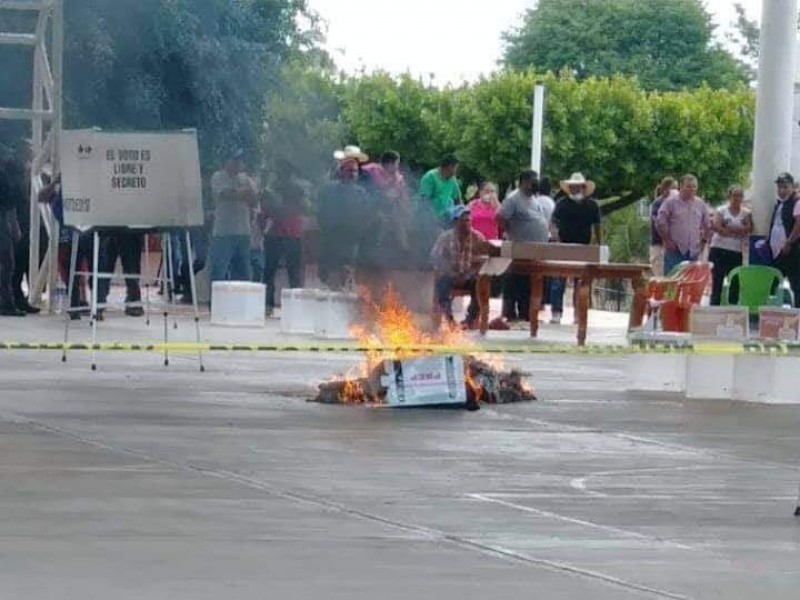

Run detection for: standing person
[[97, 231, 145, 318], [656, 174, 711, 277], [6, 156, 41, 314], [361, 150, 410, 205], [550, 172, 602, 325], [709, 185, 752, 306], [263, 178, 308, 313], [767, 172, 800, 306], [430, 205, 493, 328], [468, 181, 501, 240], [210, 149, 257, 282], [650, 177, 678, 277], [419, 155, 462, 226], [316, 149, 370, 289], [0, 155, 24, 316], [249, 188, 265, 284], [498, 171, 554, 323], [38, 172, 94, 320]]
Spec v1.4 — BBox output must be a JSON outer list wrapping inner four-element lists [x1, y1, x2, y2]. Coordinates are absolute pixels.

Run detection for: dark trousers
[[708, 247, 742, 306], [502, 273, 531, 321], [774, 249, 800, 308], [263, 237, 303, 308], [97, 231, 143, 303], [436, 274, 479, 323], [0, 211, 15, 309]]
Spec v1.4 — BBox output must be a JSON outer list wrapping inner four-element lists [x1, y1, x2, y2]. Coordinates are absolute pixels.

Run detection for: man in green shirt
[[419, 155, 462, 223]]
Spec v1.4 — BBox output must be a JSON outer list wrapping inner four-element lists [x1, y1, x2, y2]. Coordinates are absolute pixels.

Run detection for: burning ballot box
[[381, 355, 467, 407], [311, 285, 536, 409]]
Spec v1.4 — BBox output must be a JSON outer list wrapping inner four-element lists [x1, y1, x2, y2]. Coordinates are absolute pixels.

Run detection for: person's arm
[[496, 196, 515, 231], [38, 172, 60, 203], [740, 212, 754, 238], [210, 172, 237, 205], [430, 232, 452, 274], [783, 205, 800, 253], [592, 201, 602, 245], [419, 172, 434, 201], [700, 204, 712, 246], [656, 200, 676, 251]]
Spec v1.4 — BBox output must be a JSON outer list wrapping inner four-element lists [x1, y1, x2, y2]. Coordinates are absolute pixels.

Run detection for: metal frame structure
[[0, 0, 63, 310]]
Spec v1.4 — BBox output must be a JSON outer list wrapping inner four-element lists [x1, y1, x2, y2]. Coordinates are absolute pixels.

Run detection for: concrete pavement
[[0, 311, 798, 598]]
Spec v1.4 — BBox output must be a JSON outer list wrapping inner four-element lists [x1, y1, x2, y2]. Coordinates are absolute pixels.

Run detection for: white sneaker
[[550, 312, 562, 325]]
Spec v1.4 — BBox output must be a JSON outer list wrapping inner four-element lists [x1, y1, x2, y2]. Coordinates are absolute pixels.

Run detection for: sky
[[306, 0, 762, 85]]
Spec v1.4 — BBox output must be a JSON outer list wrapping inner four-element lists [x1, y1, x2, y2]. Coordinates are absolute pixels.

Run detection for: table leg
[[529, 272, 544, 338], [576, 278, 592, 346], [477, 275, 491, 335]]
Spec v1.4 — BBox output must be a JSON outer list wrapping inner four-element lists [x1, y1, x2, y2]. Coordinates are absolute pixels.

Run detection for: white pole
[[531, 83, 545, 175], [751, 0, 799, 235]]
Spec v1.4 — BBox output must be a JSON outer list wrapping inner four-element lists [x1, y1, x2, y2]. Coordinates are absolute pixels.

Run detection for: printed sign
[[381, 355, 466, 407], [758, 308, 800, 341], [690, 306, 749, 340], [60, 129, 204, 228]]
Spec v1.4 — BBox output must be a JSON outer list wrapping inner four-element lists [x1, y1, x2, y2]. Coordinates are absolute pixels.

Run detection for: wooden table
[[477, 260, 651, 346]]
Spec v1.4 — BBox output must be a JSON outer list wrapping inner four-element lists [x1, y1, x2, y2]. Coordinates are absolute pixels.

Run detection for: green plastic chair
[[721, 265, 786, 315]]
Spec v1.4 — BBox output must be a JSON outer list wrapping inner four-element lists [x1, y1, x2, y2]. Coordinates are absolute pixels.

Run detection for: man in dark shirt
[[0, 155, 25, 316], [549, 173, 602, 324], [316, 154, 370, 289]]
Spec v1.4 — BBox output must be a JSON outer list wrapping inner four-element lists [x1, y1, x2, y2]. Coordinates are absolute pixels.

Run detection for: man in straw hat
[[550, 172, 602, 325], [316, 146, 371, 289]]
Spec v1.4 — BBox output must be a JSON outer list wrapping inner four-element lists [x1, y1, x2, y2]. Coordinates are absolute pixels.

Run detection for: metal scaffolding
[[0, 0, 62, 310]]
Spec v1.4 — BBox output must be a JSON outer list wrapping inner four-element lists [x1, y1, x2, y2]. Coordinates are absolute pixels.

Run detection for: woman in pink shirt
[[468, 182, 501, 240]]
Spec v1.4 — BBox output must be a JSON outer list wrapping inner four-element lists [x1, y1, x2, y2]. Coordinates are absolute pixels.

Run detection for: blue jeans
[[664, 250, 695, 277], [550, 278, 566, 315], [211, 235, 251, 282]]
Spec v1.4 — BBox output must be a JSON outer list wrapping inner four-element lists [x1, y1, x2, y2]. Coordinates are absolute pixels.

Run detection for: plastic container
[[313, 290, 358, 339], [211, 281, 266, 327]]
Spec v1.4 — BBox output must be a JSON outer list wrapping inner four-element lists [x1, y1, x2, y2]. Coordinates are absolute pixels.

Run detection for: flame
[[332, 284, 505, 405]]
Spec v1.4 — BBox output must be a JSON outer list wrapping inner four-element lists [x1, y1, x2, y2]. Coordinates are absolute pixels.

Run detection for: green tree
[[262, 63, 347, 185], [1, 0, 315, 168], [502, 0, 748, 91]]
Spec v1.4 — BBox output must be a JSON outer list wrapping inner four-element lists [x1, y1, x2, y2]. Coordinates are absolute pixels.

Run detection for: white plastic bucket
[[211, 281, 266, 327]]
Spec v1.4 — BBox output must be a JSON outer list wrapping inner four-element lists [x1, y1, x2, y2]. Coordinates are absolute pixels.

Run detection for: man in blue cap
[[430, 205, 492, 328]]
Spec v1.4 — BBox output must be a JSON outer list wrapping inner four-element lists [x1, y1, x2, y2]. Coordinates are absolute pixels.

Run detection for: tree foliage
[[0, 0, 314, 169], [502, 0, 748, 91]]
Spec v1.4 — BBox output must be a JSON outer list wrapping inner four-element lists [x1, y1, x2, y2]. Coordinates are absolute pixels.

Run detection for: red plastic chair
[[647, 262, 713, 332]]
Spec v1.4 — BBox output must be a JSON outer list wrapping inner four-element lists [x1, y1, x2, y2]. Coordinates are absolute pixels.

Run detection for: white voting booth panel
[[61, 129, 204, 228], [211, 282, 266, 327], [58, 129, 205, 371]]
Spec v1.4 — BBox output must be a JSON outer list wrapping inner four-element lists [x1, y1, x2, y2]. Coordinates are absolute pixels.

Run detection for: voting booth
[[60, 129, 205, 370]]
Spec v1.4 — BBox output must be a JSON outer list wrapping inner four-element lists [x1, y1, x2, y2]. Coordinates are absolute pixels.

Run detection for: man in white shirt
[[210, 149, 257, 282]]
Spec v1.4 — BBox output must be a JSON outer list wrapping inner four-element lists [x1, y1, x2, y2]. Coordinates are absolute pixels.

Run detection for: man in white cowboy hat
[[333, 145, 369, 164], [550, 172, 602, 324], [419, 154, 462, 225], [316, 147, 371, 289]]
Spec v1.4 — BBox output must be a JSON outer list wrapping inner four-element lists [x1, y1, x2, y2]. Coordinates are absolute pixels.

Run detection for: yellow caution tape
[[1, 341, 800, 356]]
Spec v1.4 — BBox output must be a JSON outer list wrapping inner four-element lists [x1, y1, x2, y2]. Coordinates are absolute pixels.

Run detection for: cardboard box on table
[[480, 243, 609, 276]]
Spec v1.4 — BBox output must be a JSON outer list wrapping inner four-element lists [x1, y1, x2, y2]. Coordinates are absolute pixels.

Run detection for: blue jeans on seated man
[[436, 274, 479, 324], [211, 235, 252, 282], [663, 250, 697, 278]]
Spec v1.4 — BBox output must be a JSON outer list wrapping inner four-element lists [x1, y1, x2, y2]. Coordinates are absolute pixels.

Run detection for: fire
[[327, 285, 502, 405]]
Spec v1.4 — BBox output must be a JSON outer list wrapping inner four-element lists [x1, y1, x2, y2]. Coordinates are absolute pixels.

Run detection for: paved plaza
[[0, 309, 798, 599]]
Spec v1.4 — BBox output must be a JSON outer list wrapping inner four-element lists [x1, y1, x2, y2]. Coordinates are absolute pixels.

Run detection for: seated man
[[430, 205, 493, 328]]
